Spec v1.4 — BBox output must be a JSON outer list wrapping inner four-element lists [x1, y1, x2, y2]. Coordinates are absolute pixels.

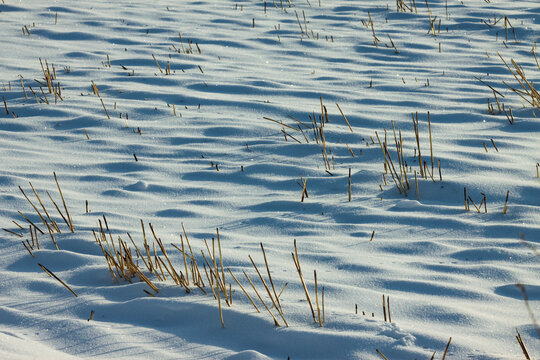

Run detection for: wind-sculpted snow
[[0, 0, 539, 359]]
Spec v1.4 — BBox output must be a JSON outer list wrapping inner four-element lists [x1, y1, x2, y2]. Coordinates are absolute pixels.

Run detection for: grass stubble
[[1, 2, 537, 358]]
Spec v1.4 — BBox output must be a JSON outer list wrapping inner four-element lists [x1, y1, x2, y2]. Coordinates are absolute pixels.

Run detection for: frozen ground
[[0, 0, 539, 359]]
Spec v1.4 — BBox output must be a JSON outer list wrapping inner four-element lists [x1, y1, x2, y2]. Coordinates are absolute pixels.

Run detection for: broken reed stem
[[180, 235, 189, 286], [178, 32, 186, 54], [516, 329, 531, 360], [469, 196, 481, 213], [442, 337, 452, 360], [301, 177, 308, 202], [262, 116, 300, 132], [215, 265, 225, 328], [154, 245, 167, 281], [371, 20, 379, 47], [348, 168, 352, 202], [133, 263, 159, 293], [3, 228, 23, 237], [19, 186, 52, 233], [29, 182, 59, 232], [22, 241, 34, 257], [387, 295, 391, 323], [391, 121, 405, 189], [303, 10, 308, 35], [260, 243, 283, 313], [48, 226, 59, 250], [100, 98, 111, 119], [282, 128, 302, 143], [335, 103, 353, 132], [20, 76, 28, 99], [277, 282, 288, 299], [249, 255, 288, 326], [95, 233, 118, 283], [320, 96, 325, 125], [490, 138, 499, 152], [141, 219, 154, 273], [314, 270, 322, 327], [154, 230, 187, 289], [295, 11, 305, 35], [414, 171, 419, 200], [375, 131, 399, 193], [91, 81, 100, 96], [376, 349, 390, 360], [46, 191, 70, 230], [346, 144, 355, 157], [127, 233, 150, 272], [293, 240, 316, 322], [38, 263, 77, 297], [387, 33, 399, 53], [150, 226, 178, 281], [38, 58, 53, 94], [383, 141, 406, 194], [322, 286, 325, 324], [39, 87, 49, 104], [182, 224, 206, 290], [201, 241, 220, 288], [152, 54, 163, 73], [2, 97, 8, 115], [399, 130, 409, 189], [33, 226, 40, 249], [30, 225, 35, 246], [217, 229, 228, 303], [27, 85, 39, 104], [244, 270, 280, 326], [424, 160, 436, 182], [428, 112, 434, 174], [503, 190, 509, 214], [517, 283, 540, 340], [203, 264, 217, 299], [228, 269, 260, 312], [206, 240, 227, 317], [412, 112, 424, 178], [18, 211, 44, 234], [54, 172, 74, 232], [382, 294, 387, 322]]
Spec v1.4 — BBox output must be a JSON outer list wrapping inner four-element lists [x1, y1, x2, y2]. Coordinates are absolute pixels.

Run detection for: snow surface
[[0, 0, 539, 359]]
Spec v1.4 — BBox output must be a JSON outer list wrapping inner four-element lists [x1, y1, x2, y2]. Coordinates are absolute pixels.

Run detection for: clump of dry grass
[[498, 51, 540, 109], [172, 32, 202, 55], [3, 173, 75, 253], [92, 219, 296, 328], [376, 112, 442, 198], [90, 219, 334, 329], [263, 97, 336, 173]]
